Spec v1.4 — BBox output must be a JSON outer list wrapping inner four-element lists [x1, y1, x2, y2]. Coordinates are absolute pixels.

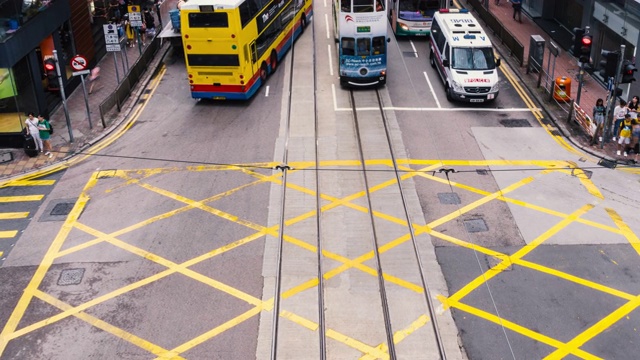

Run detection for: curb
[[0, 41, 173, 183]]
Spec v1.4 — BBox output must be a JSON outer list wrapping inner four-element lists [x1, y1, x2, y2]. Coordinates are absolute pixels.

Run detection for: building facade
[[0, 0, 109, 148]]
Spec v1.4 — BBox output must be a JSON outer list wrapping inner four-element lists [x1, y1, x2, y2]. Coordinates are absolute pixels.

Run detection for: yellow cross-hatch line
[[1, 159, 637, 359], [0, 195, 43, 202], [0, 212, 29, 219]]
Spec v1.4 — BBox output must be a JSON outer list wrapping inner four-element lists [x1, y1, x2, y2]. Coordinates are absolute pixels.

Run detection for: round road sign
[[70, 55, 88, 71]]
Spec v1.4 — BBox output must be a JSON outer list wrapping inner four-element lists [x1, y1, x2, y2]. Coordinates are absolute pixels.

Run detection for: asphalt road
[[1, 7, 640, 360]]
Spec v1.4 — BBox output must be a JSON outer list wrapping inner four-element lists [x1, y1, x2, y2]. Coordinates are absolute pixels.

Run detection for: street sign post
[[70, 55, 88, 71], [103, 24, 121, 83], [71, 64, 93, 129]]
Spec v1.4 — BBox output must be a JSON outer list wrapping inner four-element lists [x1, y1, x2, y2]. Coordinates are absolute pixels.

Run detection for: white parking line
[[334, 106, 539, 112], [423, 71, 441, 109], [325, 14, 330, 39], [265, 86, 270, 97], [410, 40, 418, 57]]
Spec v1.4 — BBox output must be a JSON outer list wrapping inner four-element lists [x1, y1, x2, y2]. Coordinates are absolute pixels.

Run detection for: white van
[[428, 9, 500, 103]]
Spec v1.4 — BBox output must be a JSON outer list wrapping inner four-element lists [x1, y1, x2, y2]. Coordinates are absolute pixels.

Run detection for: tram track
[[348, 88, 447, 359], [264, 3, 453, 357]]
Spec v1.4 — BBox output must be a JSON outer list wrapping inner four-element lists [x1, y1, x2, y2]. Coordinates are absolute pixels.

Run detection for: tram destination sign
[[357, 26, 371, 33]]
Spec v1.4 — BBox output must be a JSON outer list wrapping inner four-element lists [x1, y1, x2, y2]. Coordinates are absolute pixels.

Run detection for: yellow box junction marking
[[0, 212, 29, 219], [0, 158, 637, 359]]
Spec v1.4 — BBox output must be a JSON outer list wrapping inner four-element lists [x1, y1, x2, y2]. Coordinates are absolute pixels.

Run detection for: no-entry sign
[[70, 55, 88, 71]]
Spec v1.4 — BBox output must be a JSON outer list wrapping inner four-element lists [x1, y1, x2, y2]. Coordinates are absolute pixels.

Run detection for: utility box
[[528, 35, 546, 74]]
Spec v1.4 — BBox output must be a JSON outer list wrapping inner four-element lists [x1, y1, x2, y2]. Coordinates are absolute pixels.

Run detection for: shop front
[[0, 0, 74, 148]]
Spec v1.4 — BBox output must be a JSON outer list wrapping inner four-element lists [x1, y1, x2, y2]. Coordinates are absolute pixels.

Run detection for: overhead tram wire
[[387, 8, 517, 358], [349, 90, 398, 360], [374, 89, 447, 359], [312, 9, 328, 360]]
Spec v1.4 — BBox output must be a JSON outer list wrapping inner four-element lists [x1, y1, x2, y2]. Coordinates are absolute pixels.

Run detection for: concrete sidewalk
[[0, 1, 633, 180], [473, 0, 636, 164], [0, 1, 178, 180]]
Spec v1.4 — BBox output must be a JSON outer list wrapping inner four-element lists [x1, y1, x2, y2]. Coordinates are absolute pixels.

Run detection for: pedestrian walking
[[24, 112, 43, 154], [125, 16, 136, 47], [593, 98, 606, 143], [628, 95, 638, 120], [37, 114, 53, 158], [617, 115, 633, 157], [510, 0, 522, 22], [88, 67, 101, 94], [612, 99, 627, 141]]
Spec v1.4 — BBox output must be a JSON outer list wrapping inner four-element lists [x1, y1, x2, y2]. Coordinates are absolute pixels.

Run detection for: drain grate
[[403, 51, 417, 58], [499, 119, 531, 127], [476, 169, 488, 175], [597, 158, 617, 169], [437, 192, 461, 205], [464, 218, 488, 233], [51, 202, 74, 216], [57, 268, 85, 286]]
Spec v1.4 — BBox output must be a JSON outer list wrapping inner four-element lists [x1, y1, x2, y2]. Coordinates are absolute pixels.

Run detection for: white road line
[[334, 106, 540, 112], [325, 14, 330, 39], [328, 44, 334, 76], [423, 71, 441, 109], [324, 0, 327, 7], [410, 40, 418, 57], [265, 86, 270, 97]]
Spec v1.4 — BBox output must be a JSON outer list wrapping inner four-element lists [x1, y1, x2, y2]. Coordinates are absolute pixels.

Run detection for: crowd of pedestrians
[[107, 0, 158, 48], [605, 96, 640, 162]]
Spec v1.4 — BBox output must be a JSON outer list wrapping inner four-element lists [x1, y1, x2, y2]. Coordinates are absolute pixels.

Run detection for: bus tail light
[[240, 80, 244, 85], [185, 34, 189, 39], [189, 80, 193, 84], [231, 34, 236, 38], [381, 70, 386, 76], [239, 75, 244, 79], [188, 74, 193, 78], [187, 45, 192, 50]]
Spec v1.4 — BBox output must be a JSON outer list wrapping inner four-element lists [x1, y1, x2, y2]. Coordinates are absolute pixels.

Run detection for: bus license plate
[[470, 99, 484, 103]]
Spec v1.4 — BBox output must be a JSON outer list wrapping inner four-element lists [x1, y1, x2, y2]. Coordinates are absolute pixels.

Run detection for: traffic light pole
[[53, 50, 74, 143], [601, 44, 626, 149], [576, 63, 585, 105], [573, 26, 591, 105]]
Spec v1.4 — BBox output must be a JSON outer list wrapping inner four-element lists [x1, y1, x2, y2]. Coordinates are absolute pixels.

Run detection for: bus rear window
[[188, 12, 229, 28], [187, 54, 240, 67]]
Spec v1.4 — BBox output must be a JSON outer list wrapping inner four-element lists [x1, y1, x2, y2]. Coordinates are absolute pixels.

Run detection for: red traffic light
[[581, 36, 592, 46], [44, 58, 56, 71]]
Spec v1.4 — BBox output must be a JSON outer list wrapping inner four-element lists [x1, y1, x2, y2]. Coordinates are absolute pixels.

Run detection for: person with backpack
[[37, 114, 53, 158], [25, 112, 43, 155], [617, 115, 633, 157]]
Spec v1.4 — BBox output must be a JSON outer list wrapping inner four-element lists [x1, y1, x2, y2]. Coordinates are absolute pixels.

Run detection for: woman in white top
[[25, 112, 43, 153]]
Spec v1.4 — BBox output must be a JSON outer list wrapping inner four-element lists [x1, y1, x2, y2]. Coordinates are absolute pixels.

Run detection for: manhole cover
[[476, 169, 488, 175], [57, 268, 85, 286], [0, 151, 13, 164], [463, 219, 488, 233], [437, 192, 461, 205], [51, 202, 74, 216], [572, 169, 593, 179], [499, 119, 531, 127]]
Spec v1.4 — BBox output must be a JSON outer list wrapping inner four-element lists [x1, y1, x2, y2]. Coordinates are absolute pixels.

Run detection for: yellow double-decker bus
[[180, 0, 312, 100]]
